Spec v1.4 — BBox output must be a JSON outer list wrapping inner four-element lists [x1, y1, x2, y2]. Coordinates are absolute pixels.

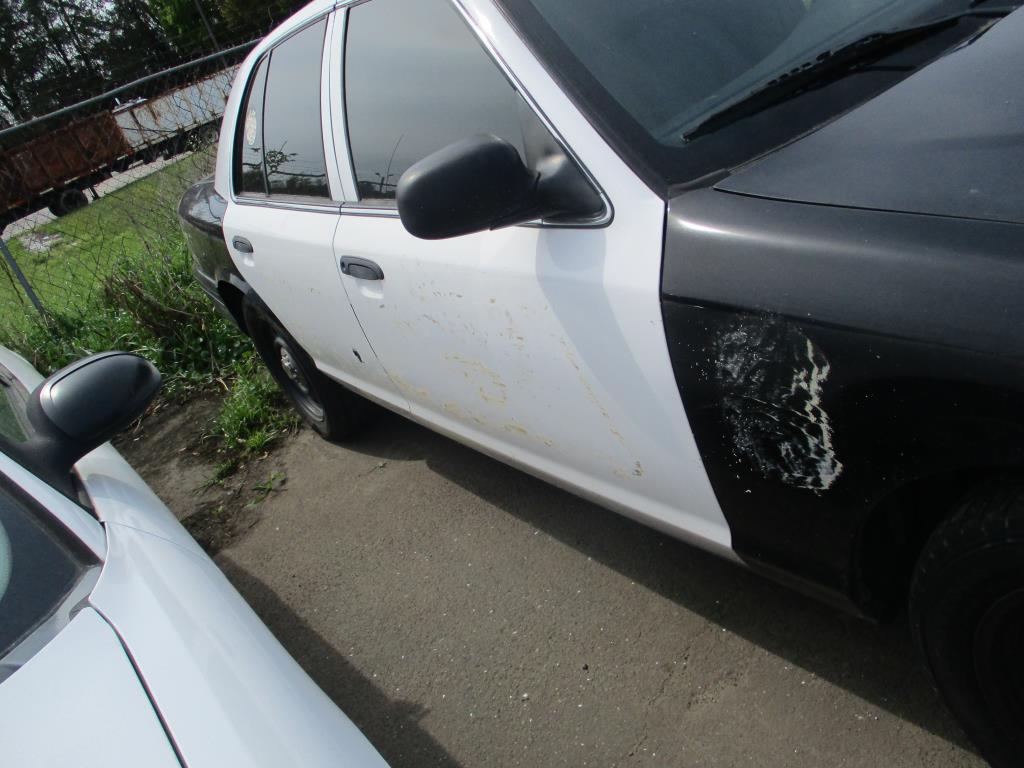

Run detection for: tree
[[0, 1, 43, 124], [217, 0, 308, 42], [150, 0, 225, 55], [0, 0, 307, 128], [0, 0, 109, 125]]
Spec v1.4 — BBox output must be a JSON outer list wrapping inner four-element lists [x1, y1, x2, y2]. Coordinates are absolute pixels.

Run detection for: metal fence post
[[0, 235, 47, 319]]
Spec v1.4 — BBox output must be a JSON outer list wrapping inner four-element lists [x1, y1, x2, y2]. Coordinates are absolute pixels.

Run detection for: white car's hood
[[89, 522, 388, 768], [0, 608, 180, 767]]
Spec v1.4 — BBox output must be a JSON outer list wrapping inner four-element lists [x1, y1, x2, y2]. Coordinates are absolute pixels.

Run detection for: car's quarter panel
[[90, 522, 388, 768], [331, 0, 733, 556], [0, 608, 180, 768], [177, 179, 244, 326], [662, 188, 1024, 613]]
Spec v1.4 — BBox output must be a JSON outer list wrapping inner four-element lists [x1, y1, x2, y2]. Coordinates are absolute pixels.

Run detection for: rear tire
[[910, 479, 1024, 768], [242, 296, 373, 441]]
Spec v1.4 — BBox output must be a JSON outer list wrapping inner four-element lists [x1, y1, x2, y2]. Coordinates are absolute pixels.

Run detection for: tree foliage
[[0, 0, 306, 127]]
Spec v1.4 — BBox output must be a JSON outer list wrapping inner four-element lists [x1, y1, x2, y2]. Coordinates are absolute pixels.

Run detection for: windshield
[[497, 0, 1014, 189]]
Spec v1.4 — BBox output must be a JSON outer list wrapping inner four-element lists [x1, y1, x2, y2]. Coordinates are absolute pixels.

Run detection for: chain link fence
[[0, 46, 256, 376]]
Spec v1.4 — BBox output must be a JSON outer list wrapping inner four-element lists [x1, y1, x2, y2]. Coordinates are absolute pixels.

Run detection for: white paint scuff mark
[[782, 339, 843, 490], [715, 318, 843, 492]]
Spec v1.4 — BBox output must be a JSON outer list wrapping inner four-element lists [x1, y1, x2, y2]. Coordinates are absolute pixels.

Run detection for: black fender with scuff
[[662, 188, 1024, 617]]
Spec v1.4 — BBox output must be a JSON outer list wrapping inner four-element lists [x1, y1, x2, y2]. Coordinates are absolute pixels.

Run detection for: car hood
[[90, 522, 389, 768], [716, 7, 1024, 225], [0, 609, 180, 767]]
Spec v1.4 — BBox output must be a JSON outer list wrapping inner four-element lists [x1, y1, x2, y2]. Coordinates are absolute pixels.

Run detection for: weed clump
[[0, 162, 294, 472]]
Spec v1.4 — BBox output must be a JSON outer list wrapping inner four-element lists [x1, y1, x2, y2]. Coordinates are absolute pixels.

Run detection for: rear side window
[[236, 58, 269, 196], [344, 0, 526, 203], [234, 19, 331, 200]]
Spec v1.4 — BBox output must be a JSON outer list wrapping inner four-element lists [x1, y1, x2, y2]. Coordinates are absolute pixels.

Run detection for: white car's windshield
[[498, 0, 1017, 187]]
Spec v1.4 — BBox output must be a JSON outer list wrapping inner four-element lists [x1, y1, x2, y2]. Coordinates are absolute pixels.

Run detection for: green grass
[[1, 155, 209, 334], [210, 352, 299, 454], [0, 151, 297, 472]]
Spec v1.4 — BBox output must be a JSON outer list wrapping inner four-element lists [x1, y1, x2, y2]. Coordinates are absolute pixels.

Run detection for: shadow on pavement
[[217, 556, 464, 768], [335, 409, 975, 755]]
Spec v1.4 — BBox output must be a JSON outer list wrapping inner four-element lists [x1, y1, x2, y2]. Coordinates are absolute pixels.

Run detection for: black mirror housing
[[397, 134, 538, 240], [19, 352, 161, 495], [397, 134, 603, 240]]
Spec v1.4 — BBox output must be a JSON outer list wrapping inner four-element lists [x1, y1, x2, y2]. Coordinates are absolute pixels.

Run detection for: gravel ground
[[127, 404, 983, 768]]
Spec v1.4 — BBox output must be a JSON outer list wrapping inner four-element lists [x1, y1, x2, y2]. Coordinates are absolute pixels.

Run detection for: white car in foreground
[[0, 347, 387, 767]]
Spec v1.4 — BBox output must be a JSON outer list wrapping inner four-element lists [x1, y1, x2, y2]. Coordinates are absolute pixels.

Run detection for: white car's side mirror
[[16, 352, 161, 495]]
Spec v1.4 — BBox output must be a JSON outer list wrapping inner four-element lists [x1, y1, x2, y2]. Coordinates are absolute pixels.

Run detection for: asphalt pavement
[[205, 410, 984, 767]]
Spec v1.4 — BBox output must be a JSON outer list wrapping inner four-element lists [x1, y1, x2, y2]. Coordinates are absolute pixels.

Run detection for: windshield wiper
[[681, 7, 1014, 142]]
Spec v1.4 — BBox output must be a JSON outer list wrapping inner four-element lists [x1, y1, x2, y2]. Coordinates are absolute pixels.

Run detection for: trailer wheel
[[48, 188, 88, 217]]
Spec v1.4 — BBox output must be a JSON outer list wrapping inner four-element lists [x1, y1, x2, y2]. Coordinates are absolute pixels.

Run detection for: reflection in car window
[[234, 57, 269, 196], [262, 20, 331, 199], [345, 0, 526, 203], [0, 485, 85, 659], [0, 377, 28, 444]]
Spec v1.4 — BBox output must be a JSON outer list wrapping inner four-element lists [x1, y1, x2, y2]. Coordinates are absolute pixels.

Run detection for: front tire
[[242, 296, 373, 441], [910, 479, 1024, 768]]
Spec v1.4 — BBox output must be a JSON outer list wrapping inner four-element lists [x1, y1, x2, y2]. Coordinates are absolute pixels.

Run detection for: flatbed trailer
[[0, 66, 237, 234]]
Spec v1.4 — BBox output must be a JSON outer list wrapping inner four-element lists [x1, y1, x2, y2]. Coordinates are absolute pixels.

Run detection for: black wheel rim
[[974, 587, 1024, 747], [271, 334, 324, 422]]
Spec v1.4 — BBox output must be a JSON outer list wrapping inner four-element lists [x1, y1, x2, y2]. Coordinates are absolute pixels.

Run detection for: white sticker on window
[[245, 108, 258, 147]]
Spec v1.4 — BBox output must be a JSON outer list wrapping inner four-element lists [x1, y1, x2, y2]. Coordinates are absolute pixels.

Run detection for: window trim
[[334, 0, 613, 229], [232, 53, 269, 198], [230, 12, 341, 210]]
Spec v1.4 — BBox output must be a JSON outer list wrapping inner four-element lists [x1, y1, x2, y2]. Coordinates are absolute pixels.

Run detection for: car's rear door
[[328, 0, 732, 553], [221, 12, 405, 407]]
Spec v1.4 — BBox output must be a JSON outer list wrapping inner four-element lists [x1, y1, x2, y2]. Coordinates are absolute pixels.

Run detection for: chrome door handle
[[232, 236, 254, 254]]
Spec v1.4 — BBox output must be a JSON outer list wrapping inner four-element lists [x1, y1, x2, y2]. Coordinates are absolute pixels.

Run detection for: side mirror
[[20, 352, 161, 495], [397, 134, 603, 240]]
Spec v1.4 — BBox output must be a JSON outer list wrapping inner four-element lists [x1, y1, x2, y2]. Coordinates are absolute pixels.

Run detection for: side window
[[0, 483, 88, 662], [235, 58, 269, 196], [344, 0, 528, 203], [234, 19, 332, 200]]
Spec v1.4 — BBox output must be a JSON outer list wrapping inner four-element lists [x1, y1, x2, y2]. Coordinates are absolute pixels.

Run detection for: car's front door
[[221, 13, 403, 406], [330, 0, 732, 552]]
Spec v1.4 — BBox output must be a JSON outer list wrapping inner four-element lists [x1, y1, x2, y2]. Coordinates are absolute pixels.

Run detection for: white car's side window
[[0, 480, 95, 681], [343, 0, 531, 205], [233, 18, 334, 202]]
